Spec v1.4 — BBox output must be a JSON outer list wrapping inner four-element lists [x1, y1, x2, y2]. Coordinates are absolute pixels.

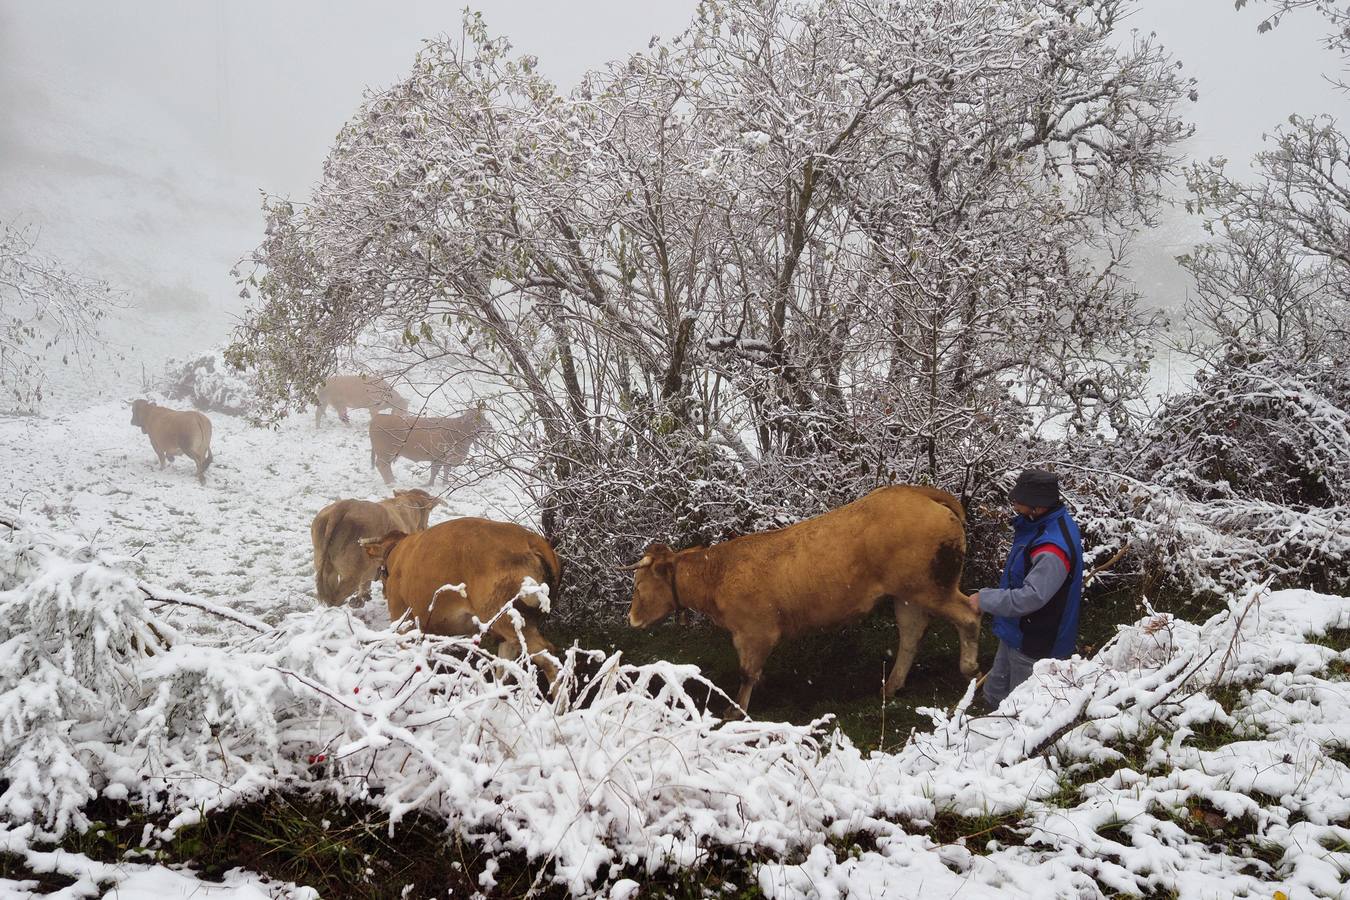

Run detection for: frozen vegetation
[[1, 400, 1349, 898]]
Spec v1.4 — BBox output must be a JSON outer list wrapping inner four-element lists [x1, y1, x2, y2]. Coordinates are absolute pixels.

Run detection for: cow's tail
[[524, 547, 563, 611], [312, 513, 345, 606]]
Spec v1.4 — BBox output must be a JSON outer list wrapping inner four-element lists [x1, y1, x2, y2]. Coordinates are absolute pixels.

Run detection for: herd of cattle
[[130, 375, 980, 714]]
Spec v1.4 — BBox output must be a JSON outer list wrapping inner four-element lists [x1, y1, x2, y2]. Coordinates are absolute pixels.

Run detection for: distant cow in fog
[[130, 399, 213, 483], [369, 405, 490, 486], [310, 488, 442, 606], [315, 375, 408, 426]]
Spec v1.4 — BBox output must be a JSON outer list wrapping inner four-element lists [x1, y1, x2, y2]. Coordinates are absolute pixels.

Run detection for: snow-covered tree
[[0, 223, 116, 411], [230, 0, 1193, 606]]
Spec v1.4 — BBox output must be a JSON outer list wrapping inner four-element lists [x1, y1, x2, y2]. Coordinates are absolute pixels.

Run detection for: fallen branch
[[140, 584, 271, 633]]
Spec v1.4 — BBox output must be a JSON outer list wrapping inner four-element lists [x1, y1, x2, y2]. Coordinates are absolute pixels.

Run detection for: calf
[[368, 405, 490, 486], [315, 374, 408, 426]]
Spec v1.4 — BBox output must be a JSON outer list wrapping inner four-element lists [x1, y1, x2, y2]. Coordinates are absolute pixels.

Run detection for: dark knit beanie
[[1009, 468, 1060, 507]]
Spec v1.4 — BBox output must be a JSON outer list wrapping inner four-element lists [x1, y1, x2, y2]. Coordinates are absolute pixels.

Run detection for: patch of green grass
[[562, 607, 993, 752], [1306, 627, 1350, 654], [927, 807, 1027, 853], [1150, 798, 1260, 849], [60, 796, 507, 898], [1044, 758, 1121, 808], [1186, 718, 1256, 752], [56, 795, 783, 899]]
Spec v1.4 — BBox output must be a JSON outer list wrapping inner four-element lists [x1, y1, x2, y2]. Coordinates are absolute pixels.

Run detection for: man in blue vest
[[966, 468, 1084, 710]]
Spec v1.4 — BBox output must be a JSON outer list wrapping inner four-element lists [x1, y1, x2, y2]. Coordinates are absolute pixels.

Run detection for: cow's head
[[625, 542, 678, 629], [388, 389, 410, 412], [392, 489, 444, 529], [361, 531, 410, 580], [130, 399, 151, 428]]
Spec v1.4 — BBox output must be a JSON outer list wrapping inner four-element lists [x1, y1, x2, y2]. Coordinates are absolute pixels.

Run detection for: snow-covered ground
[[0, 396, 528, 632], [3, 392, 1350, 899]]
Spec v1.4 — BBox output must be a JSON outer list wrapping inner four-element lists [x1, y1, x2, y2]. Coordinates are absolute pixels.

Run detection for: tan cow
[[368, 405, 490, 486], [310, 489, 443, 606], [130, 399, 214, 483], [626, 484, 979, 714], [363, 517, 561, 681], [315, 375, 408, 426]]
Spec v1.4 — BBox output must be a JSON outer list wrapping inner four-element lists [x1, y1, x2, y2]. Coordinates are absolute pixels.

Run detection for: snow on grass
[[3, 399, 1350, 897]]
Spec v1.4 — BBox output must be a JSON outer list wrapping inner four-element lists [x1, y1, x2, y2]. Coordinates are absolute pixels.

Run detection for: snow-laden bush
[[1141, 353, 1350, 508], [5, 514, 1350, 897], [0, 520, 173, 837], [1070, 354, 1350, 598], [162, 349, 255, 416]]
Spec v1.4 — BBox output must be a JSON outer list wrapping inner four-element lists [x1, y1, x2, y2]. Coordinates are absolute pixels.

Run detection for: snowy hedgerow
[[162, 349, 256, 416]]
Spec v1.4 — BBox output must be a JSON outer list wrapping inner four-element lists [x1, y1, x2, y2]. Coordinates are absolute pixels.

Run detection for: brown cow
[[315, 375, 408, 426], [130, 399, 214, 483], [363, 518, 561, 681], [626, 484, 979, 714], [368, 405, 490, 486], [310, 489, 443, 606]]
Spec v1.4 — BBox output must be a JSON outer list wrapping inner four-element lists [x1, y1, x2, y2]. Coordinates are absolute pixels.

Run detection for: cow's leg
[[730, 630, 777, 717], [337, 405, 350, 425], [490, 618, 559, 684], [942, 588, 981, 681], [425, 463, 440, 487], [885, 599, 932, 697], [376, 459, 395, 485], [315, 402, 325, 427]]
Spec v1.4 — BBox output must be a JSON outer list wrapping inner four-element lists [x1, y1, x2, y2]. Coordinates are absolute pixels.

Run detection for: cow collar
[[378, 563, 389, 581], [668, 555, 684, 612]]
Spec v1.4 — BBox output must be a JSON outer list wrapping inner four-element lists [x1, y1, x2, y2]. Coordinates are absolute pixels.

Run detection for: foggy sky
[[1, 0, 1346, 352]]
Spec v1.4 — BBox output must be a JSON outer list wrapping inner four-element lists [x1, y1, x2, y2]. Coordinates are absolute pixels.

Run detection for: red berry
[[353, 687, 360, 694]]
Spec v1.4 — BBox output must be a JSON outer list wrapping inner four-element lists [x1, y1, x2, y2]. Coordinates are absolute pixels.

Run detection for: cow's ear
[[361, 531, 407, 560]]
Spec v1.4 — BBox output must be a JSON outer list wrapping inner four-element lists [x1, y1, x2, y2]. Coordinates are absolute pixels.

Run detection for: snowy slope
[[0, 397, 528, 631]]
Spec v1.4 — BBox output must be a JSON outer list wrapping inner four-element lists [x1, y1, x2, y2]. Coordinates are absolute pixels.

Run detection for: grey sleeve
[[977, 552, 1069, 618]]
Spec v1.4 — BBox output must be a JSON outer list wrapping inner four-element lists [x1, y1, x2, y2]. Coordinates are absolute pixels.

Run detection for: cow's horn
[[357, 537, 381, 547], [616, 557, 652, 572]]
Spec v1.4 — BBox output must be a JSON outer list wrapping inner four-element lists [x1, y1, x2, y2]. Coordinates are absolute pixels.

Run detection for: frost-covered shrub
[[162, 349, 255, 416], [0, 521, 172, 836], [1140, 353, 1350, 508], [1069, 355, 1350, 598]]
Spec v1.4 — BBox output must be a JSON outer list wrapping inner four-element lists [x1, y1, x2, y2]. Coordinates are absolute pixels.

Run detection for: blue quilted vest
[[991, 504, 1083, 659]]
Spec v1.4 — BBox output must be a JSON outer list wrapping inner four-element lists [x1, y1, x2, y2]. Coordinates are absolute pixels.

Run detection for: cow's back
[[149, 406, 211, 457], [384, 518, 559, 632], [712, 485, 965, 636], [323, 375, 392, 408]]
